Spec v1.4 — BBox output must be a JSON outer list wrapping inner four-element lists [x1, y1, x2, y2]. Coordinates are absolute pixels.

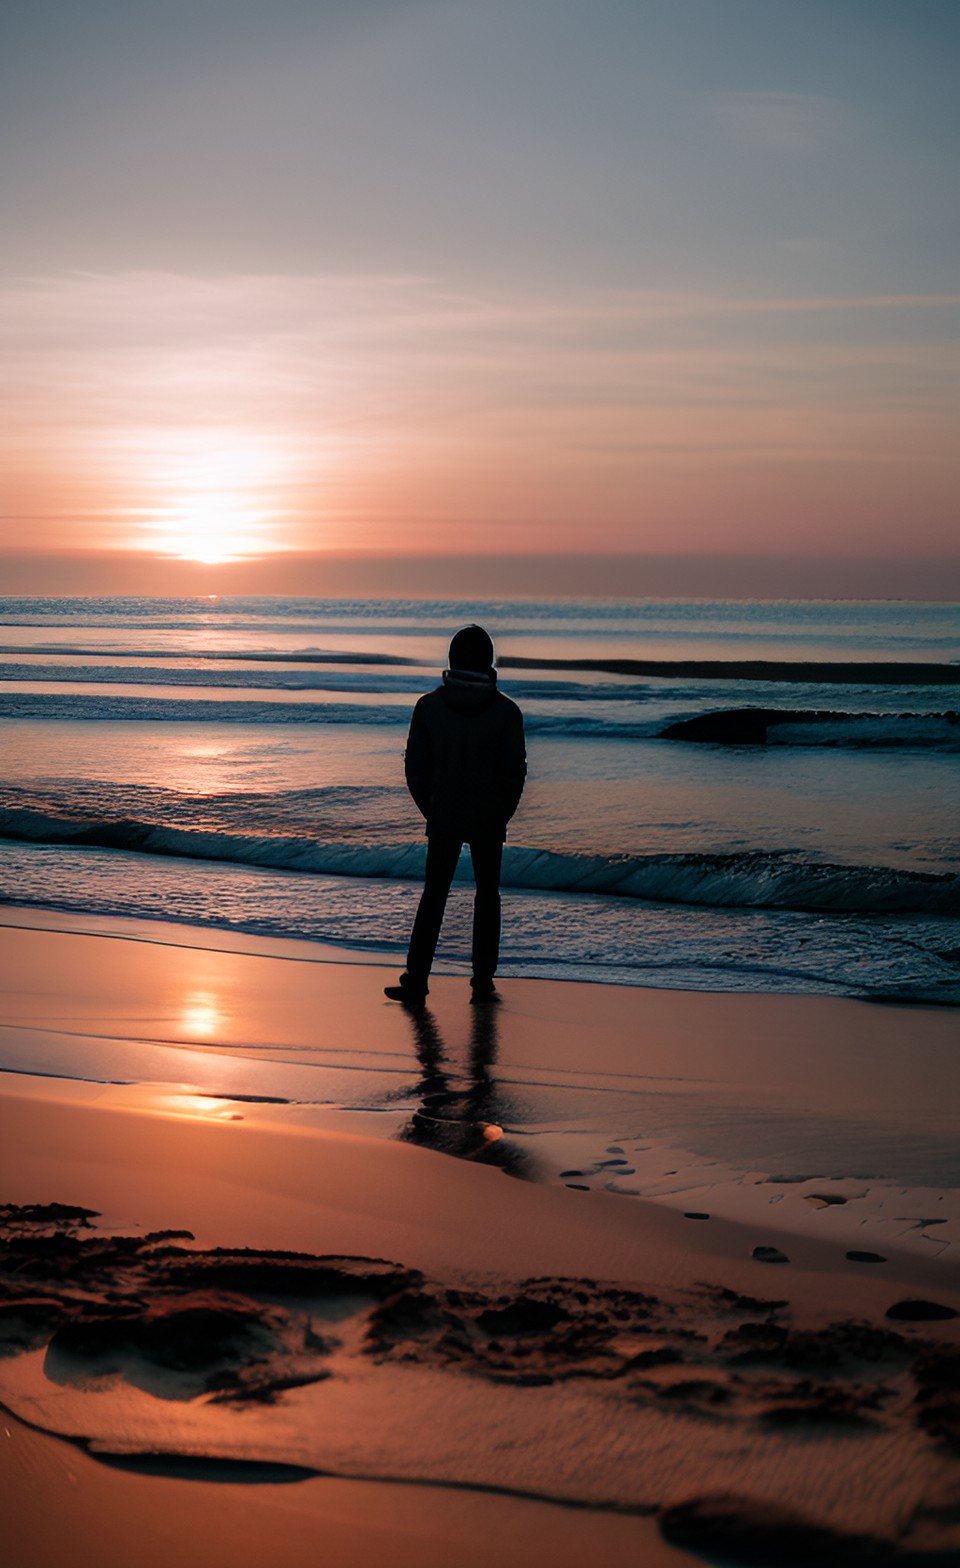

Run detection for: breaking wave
[[1, 803, 957, 915], [663, 707, 960, 749]]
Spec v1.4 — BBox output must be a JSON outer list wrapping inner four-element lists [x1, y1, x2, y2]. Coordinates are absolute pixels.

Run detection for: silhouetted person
[[384, 624, 526, 1006]]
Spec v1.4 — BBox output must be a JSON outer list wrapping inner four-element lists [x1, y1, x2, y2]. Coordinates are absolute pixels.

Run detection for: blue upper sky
[[4, 0, 957, 294]]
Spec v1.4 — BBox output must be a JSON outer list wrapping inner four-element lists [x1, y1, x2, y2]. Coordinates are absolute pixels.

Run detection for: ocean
[[1, 595, 958, 1005]]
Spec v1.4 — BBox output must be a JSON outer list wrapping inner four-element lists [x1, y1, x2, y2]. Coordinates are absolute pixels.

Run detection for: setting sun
[[161, 494, 264, 565], [132, 435, 294, 563]]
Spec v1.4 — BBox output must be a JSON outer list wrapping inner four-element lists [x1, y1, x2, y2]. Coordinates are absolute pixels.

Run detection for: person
[[384, 624, 526, 1007]]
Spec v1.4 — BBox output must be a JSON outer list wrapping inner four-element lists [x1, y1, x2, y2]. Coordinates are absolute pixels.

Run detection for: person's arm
[[497, 704, 527, 823], [404, 700, 433, 819]]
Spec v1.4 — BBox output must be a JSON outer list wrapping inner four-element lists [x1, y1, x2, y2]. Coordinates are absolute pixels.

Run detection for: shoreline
[[3, 904, 960, 1236]]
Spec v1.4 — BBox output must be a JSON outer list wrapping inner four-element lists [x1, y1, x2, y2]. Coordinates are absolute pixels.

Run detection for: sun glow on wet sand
[[179, 992, 224, 1040]]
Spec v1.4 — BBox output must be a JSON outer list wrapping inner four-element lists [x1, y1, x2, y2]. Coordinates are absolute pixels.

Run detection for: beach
[[6, 0, 960, 1549], [2, 906, 959, 1566], [2, 594, 958, 1562]]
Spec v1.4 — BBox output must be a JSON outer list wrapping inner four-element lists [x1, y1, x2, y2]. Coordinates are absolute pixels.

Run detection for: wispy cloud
[[1, 272, 957, 557]]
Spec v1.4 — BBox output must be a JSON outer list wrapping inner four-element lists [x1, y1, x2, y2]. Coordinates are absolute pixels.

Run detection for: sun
[[135, 435, 294, 563], [170, 494, 258, 565]]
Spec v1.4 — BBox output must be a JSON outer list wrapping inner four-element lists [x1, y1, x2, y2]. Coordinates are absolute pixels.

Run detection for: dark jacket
[[404, 671, 526, 841]]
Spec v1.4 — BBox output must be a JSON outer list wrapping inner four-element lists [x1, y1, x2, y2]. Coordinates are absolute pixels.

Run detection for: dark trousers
[[406, 833, 503, 984]]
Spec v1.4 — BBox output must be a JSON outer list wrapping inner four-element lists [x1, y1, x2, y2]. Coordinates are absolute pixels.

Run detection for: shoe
[[470, 978, 500, 1004], [384, 973, 428, 1007]]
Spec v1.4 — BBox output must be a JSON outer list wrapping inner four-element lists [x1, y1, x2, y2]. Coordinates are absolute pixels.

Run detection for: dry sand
[[1, 909, 959, 1566]]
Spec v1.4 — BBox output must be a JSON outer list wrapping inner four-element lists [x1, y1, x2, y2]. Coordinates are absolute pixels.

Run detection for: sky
[[2, 0, 958, 597]]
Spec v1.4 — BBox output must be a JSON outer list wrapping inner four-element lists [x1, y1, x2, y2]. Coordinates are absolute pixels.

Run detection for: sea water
[[1, 595, 958, 1003]]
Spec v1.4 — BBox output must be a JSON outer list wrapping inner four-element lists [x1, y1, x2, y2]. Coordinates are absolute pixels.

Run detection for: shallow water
[[2, 595, 958, 1003]]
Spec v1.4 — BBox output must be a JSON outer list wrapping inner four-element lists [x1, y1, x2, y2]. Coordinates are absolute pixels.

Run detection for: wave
[[0, 690, 666, 739], [2, 641, 958, 684], [3, 689, 959, 750], [2, 805, 957, 914], [0, 643, 415, 665], [501, 656, 960, 685], [0, 661, 427, 692], [0, 692, 408, 727], [0, 662, 647, 704], [661, 707, 960, 750]]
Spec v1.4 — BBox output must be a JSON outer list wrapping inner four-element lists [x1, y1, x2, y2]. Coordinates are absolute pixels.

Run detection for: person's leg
[[468, 836, 503, 988], [404, 834, 462, 987]]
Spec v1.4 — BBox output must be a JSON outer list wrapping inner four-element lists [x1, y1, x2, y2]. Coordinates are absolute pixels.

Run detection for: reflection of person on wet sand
[[398, 1002, 529, 1176], [384, 624, 526, 1008]]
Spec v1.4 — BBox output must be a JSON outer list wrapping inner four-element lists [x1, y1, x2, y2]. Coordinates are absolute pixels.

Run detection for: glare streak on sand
[[1, 911, 959, 1563]]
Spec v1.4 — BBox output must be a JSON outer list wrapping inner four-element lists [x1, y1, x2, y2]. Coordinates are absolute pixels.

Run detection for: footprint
[[606, 1145, 625, 1155], [752, 1246, 789, 1264], [560, 1170, 585, 1179], [846, 1250, 886, 1264], [684, 1212, 710, 1221], [565, 1183, 590, 1192], [805, 1194, 847, 1208]]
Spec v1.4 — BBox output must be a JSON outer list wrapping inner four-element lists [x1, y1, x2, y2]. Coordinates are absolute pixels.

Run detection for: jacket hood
[[439, 667, 498, 713]]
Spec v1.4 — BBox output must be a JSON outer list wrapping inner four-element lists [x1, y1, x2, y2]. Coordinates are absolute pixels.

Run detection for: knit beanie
[[448, 624, 495, 673]]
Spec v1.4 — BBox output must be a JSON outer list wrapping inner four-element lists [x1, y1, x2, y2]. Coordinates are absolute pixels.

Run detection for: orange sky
[[2, 2, 958, 598], [3, 274, 957, 593]]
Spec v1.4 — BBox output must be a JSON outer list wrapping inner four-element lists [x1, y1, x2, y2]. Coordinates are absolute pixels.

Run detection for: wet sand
[[1, 909, 958, 1566]]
